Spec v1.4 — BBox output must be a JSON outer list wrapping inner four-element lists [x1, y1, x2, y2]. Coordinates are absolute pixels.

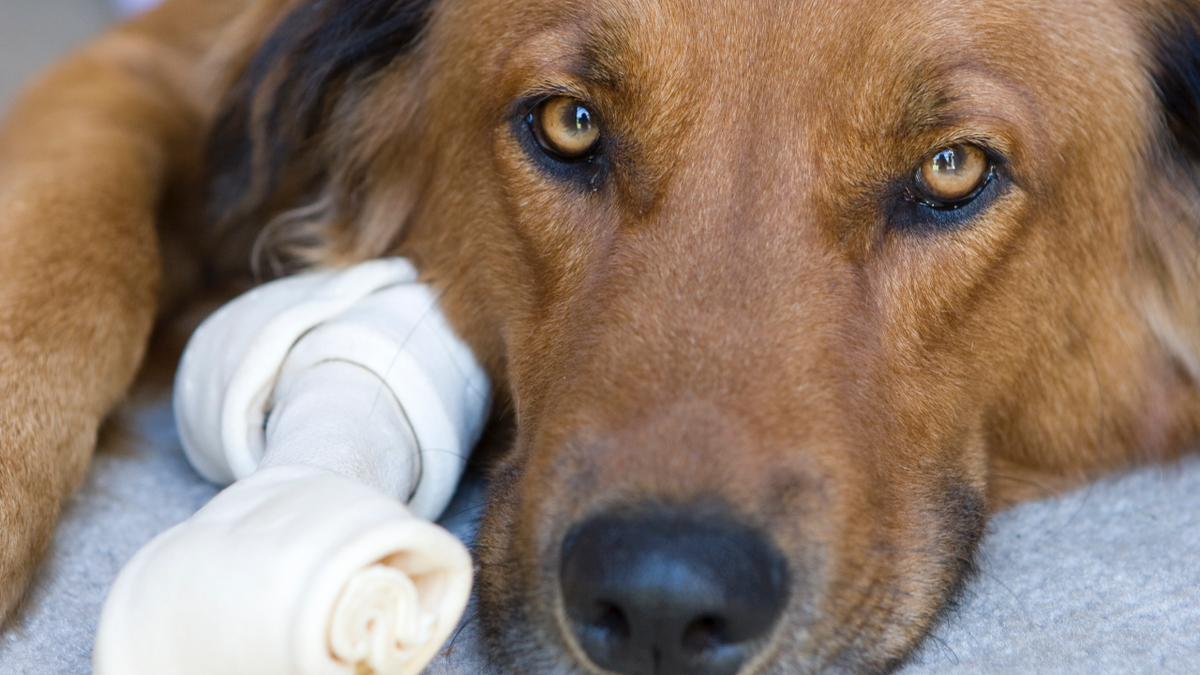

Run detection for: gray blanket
[[2, 387, 1198, 674]]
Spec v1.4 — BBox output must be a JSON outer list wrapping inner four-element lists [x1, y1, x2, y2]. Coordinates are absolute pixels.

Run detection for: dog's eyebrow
[[891, 60, 1033, 152], [567, 19, 633, 93], [895, 64, 963, 135]]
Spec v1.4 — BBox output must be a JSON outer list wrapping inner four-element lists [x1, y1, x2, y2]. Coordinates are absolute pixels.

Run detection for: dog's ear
[[1140, 1, 1200, 380], [1151, 2, 1200, 165], [206, 0, 435, 272]]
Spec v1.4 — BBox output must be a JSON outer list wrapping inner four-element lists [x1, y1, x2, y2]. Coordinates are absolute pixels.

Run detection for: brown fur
[[2, 0, 1200, 672]]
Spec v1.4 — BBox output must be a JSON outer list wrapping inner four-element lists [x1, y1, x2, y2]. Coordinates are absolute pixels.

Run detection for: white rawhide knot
[[95, 258, 490, 675], [94, 466, 474, 675], [174, 259, 413, 484], [329, 565, 434, 672], [173, 257, 490, 517]]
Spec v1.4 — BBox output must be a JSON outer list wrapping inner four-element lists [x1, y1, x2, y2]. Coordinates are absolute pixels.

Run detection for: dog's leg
[[0, 0, 263, 623]]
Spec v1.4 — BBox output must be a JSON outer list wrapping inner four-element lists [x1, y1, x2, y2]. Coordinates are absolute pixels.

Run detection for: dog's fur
[[3, 0, 1200, 672]]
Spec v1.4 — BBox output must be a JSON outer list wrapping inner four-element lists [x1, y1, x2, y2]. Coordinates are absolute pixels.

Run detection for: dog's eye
[[530, 96, 601, 160], [910, 144, 993, 208]]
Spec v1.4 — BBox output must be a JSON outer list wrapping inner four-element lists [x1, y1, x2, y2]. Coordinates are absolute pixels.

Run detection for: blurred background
[[0, 0, 157, 114]]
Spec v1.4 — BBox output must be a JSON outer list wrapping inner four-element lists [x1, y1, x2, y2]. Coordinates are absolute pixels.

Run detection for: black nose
[[559, 510, 789, 675]]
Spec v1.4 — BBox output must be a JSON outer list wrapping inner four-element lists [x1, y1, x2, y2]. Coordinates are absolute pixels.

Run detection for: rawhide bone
[[94, 258, 491, 675]]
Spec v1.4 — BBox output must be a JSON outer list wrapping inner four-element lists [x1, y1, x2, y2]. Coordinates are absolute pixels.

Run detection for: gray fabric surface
[[907, 462, 1200, 673], [2, 387, 1199, 674]]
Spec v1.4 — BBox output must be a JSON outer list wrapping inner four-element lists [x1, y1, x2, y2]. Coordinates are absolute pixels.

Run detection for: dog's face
[[213, 0, 1200, 672]]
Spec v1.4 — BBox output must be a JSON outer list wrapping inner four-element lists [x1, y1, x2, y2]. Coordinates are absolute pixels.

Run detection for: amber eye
[[914, 144, 992, 207], [531, 96, 601, 160]]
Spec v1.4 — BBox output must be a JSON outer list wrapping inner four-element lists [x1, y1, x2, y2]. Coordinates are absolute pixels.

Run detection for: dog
[[2, 0, 1200, 673]]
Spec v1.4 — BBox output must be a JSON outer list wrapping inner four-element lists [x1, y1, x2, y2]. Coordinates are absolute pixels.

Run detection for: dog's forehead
[[469, 0, 1064, 94], [449, 0, 1143, 162]]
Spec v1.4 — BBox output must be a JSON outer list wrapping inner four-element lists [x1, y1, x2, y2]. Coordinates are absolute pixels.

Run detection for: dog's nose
[[559, 510, 789, 675]]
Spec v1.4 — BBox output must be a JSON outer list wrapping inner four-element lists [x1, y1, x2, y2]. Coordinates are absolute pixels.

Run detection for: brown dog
[[3, 0, 1200, 673]]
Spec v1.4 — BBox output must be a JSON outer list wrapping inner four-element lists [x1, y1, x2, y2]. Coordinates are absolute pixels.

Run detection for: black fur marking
[[1151, 4, 1200, 164], [206, 0, 435, 232]]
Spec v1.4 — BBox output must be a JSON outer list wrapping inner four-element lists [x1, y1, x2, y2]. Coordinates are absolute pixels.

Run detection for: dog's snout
[[559, 511, 789, 675]]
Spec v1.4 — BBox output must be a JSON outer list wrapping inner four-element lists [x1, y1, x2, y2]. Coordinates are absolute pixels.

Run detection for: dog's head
[[210, 0, 1200, 672]]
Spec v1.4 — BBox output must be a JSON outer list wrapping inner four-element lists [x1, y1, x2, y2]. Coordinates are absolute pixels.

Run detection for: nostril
[[682, 615, 730, 654], [560, 508, 789, 675], [596, 603, 631, 638], [585, 601, 632, 642]]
